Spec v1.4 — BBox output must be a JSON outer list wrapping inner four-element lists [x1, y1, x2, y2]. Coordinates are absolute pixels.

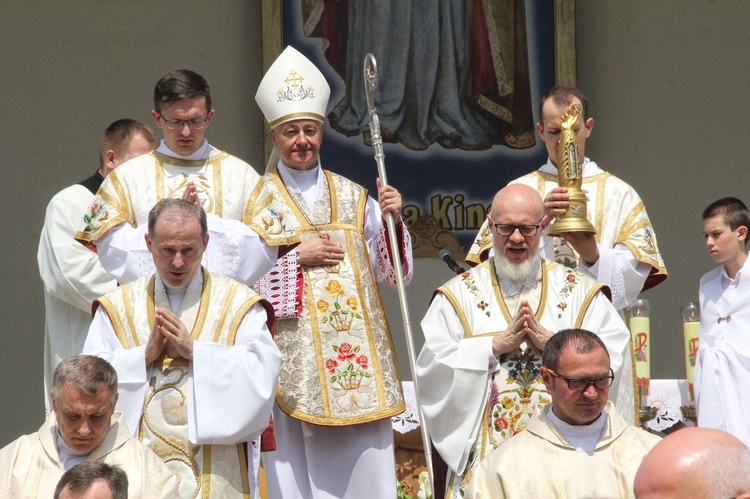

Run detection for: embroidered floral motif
[[82, 200, 109, 233], [320, 280, 363, 332], [460, 272, 491, 317], [276, 70, 316, 103], [556, 269, 581, 319], [327, 343, 371, 390], [261, 205, 287, 236], [637, 226, 658, 256]]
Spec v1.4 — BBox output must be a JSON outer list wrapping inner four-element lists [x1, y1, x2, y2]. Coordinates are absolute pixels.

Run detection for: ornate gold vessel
[[547, 103, 597, 236]]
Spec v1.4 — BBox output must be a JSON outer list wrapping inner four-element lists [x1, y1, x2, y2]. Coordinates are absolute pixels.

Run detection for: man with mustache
[[417, 184, 630, 498]]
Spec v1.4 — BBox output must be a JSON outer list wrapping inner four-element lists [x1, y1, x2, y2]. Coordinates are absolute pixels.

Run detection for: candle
[[628, 299, 651, 400], [681, 303, 701, 401]]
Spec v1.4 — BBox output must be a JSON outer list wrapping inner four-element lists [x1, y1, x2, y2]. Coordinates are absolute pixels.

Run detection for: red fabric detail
[[470, 0, 496, 96], [260, 415, 276, 452]]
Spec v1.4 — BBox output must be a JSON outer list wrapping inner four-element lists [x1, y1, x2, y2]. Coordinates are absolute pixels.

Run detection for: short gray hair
[[52, 356, 118, 405], [147, 198, 207, 238], [54, 462, 128, 499]]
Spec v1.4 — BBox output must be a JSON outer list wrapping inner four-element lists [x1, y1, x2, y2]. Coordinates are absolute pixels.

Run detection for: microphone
[[439, 250, 466, 275]]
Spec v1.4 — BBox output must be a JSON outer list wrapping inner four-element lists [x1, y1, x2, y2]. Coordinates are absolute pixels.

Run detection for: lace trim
[[253, 250, 303, 319], [375, 220, 413, 286]]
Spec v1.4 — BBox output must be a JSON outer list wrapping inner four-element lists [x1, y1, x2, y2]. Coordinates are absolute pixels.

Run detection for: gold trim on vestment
[[95, 297, 129, 348], [437, 287, 474, 339], [576, 282, 604, 328], [153, 150, 231, 168]]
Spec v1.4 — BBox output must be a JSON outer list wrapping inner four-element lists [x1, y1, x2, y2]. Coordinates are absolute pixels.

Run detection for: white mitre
[[255, 45, 331, 171]]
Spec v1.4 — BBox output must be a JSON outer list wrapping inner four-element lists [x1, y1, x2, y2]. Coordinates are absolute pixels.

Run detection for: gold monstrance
[[547, 103, 597, 235]]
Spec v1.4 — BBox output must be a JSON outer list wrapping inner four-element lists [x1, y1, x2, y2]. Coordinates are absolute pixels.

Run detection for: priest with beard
[[416, 184, 631, 498]]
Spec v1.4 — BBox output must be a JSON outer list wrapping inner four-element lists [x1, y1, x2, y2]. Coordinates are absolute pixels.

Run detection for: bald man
[[417, 184, 631, 497], [634, 427, 750, 499]]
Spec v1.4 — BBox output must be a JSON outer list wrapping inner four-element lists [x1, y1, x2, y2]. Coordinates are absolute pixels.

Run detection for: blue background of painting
[[281, 1, 555, 251]]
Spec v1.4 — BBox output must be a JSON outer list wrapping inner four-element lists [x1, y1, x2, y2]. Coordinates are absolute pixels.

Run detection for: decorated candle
[[681, 302, 701, 401], [628, 299, 651, 398]]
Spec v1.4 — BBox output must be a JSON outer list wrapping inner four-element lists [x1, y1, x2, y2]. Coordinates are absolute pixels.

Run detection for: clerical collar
[[548, 406, 608, 453], [156, 139, 211, 160], [155, 270, 203, 313], [277, 160, 322, 212], [541, 157, 602, 177], [56, 427, 89, 470], [495, 252, 542, 297]]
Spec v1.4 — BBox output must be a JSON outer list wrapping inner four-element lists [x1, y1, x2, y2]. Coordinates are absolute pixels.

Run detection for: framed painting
[[261, 0, 576, 260]]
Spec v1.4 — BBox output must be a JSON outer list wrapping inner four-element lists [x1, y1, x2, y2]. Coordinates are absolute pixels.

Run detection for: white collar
[[156, 139, 212, 160]]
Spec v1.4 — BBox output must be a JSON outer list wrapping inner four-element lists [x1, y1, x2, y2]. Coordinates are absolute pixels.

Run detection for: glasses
[[158, 114, 210, 130], [545, 367, 614, 391], [491, 221, 542, 237]]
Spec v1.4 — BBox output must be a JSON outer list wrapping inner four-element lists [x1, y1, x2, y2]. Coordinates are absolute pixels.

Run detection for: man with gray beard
[[416, 184, 631, 498]]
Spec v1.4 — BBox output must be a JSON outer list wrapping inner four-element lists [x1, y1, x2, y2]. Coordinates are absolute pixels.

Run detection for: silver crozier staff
[[363, 53, 435, 492]]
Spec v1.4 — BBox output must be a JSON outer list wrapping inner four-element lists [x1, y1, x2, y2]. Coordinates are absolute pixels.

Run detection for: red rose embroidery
[[337, 343, 356, 362], [325, 359, 339, 374], [495, 416, 509, 430], [355, 355, 369, 370], [567, 274, 576, 283]]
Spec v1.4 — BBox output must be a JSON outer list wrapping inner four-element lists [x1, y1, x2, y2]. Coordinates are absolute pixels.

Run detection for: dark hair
[[52, 355, 118, 406], [538, 85, 590, 125], [148, 198, 208, 238], [153, 69, 212, 113], [54, 462, 128, 499], [100, 119, 157, 170], [542, 328, 609, 371], [703, 197, 750, 240]]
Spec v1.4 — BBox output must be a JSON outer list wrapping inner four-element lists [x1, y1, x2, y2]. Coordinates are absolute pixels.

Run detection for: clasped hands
[[492, 301, 553, 358], [145, 307, 194, 364]]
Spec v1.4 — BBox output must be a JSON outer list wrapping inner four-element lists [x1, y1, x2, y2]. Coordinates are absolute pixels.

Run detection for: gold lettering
[[402, 205, 420, 226], [431, 195, 453, 229]]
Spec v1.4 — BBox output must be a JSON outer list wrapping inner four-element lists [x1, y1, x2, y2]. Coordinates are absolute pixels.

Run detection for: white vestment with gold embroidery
[[260, 164, 410, 426], [417, 259, 630, 497], [75, 141, 297, 285], [464, 402, 661, 499], [83, 268, 281, 499], [466, 159, 667, 308], [0, 412, 179, 498]]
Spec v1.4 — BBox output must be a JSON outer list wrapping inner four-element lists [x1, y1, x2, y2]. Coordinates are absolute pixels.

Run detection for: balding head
[[634, 427, 750, 499], [488, 184, 547, 281]]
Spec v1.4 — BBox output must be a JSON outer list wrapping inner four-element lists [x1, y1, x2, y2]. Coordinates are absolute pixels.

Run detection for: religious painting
[[262, 0, 575, 261]]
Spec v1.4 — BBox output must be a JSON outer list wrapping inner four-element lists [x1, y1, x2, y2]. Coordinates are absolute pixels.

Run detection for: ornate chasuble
[[466, 170, 667, 290], [75, 150, 295, 247], [438, 260, 603, 496], [262, 166, 404, 426], [94, 269, 269, 498]]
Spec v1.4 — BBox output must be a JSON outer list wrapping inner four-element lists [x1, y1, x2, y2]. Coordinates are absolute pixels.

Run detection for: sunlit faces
[[146, 216, 208, 288], [703, 215, 747, 265], [51, 382, 117, 454], [151, 96, 214, 156], [536, 96, 593, 167], [542, 345, 610, 425], [270, 119, 323, 171]]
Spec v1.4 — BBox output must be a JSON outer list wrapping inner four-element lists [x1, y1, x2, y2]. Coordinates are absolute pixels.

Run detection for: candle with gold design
[[681, 302, 701, 401], [628, 298, 650, 402], [547, 103, 596, 236]]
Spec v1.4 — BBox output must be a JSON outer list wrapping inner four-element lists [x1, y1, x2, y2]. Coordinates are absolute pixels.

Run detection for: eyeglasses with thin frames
[[158, 113, 211, 130], [490, 219, 542, 237], [545, 367, 614, 391]]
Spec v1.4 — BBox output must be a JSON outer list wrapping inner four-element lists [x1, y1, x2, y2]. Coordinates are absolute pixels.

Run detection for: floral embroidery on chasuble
[[263, 166, 404, 426], [466, 171, 667, 290], [75, 150, 293, 246], [438, 260, 602, 496], [94, 269, 266, 498]]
